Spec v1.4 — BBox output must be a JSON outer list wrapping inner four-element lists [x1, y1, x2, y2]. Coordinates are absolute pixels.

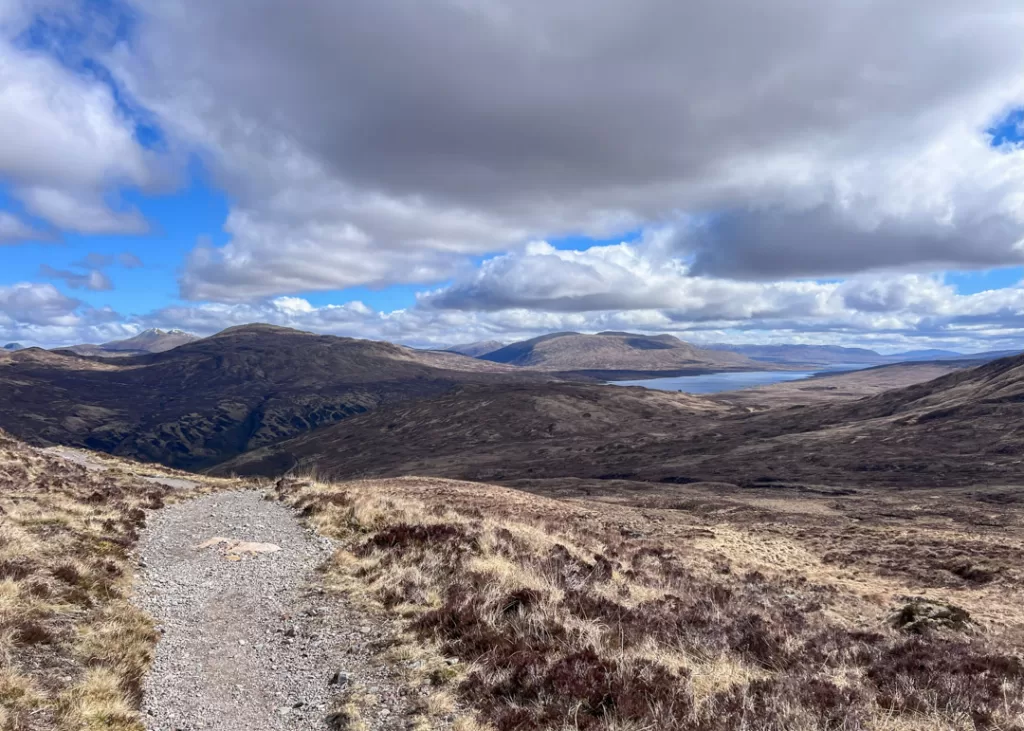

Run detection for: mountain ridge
[[480, 331, 758, 372]]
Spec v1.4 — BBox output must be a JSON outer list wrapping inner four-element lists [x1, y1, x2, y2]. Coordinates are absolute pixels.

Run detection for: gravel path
[[135, 490, 413, 731]]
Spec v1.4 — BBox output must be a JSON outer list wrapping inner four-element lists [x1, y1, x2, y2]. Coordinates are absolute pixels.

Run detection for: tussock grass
[[0, 432, 234, 730], [280, 476, 1024, 731]]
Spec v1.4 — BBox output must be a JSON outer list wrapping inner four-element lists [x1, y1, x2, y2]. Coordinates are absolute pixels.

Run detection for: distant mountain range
[[2, 343, 24, 352], [57, 329, 200, 357], [696, 343, 1018, 367], [441, 334, 1019, 371], [703, 343, 886, 366]]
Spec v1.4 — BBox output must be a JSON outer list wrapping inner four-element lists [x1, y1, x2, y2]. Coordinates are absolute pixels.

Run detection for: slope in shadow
[[0, 324, 539, 470]]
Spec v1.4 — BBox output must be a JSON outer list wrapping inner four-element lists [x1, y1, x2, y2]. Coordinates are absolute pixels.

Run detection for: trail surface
[[135, 490, 411, 730]]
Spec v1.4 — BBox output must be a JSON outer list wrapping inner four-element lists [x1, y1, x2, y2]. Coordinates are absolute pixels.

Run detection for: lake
[[608, 364, 869, 395]]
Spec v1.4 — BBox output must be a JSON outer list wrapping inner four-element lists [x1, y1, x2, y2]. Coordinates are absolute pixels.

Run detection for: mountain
[[2, 342, 24, 351], [887, 348, 963, 361], [0, 324, 536, 470], [911, 348, 1021, 363], [480, 331, 758, 375], [60, 328, 200, 357], [102, 328, 199, 353], [443, 340, 505, 357], [705, 343, 888, 366]]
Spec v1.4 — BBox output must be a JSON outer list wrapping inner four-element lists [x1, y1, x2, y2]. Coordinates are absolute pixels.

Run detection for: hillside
[[892, 348, 963, 360], [0, 324, 538, 470], [218, 352, 1024, 490], [214, 381, 723, 479], [714, 360, 967, 408], [620, 351, 1024, 488], [480, 331, 758, 374]]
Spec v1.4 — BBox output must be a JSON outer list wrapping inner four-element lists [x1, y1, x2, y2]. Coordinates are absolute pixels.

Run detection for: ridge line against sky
[[1, 0, 1024, 351]]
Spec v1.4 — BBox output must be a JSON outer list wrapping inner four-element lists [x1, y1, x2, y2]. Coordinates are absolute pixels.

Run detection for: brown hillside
[[0, 324, 539, 471], [214, 381, 725, 479], [217, 353, 1024, 490], [481, 331, 760, 373]]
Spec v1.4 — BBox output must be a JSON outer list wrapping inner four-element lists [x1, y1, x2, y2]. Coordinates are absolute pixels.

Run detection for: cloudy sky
[[2, 0, 1024, 352]]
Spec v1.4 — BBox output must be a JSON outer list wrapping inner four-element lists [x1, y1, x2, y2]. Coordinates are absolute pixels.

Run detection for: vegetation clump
[[892, 598, 973, 634]]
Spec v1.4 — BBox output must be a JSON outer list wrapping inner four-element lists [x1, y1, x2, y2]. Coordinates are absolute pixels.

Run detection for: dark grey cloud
[[109, 0, 1024, 298], [686, 205, 1024, 279]]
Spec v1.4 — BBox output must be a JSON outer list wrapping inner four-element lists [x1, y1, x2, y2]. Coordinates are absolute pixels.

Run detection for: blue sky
[[3, 0, 1024, 352]]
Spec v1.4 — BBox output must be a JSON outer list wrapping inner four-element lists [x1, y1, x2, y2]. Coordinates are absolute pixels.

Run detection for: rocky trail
[[133, 490, 415, 731]]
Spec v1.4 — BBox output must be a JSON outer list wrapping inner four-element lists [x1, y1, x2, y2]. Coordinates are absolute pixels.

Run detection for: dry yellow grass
[[279, 475, 1024, 731], [0, 431, 238, 730]]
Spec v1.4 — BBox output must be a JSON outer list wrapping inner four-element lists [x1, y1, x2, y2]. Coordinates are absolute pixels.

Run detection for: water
[[608, 364, 870, 395]]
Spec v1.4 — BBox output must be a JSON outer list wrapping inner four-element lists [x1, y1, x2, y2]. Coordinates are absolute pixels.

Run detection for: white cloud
[[0, 282, 81, 327], [18, 187, 148, 235], [0, 7, 160, 236], [0, 211, 49, 243], [130, 258, 1024, 354], [6, 0, 1024, 353], [0, 281, 136, 346]]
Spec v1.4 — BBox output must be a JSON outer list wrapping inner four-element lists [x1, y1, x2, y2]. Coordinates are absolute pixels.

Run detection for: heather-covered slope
[[214, 381, 726, 479], [0, 324, 538, 470]]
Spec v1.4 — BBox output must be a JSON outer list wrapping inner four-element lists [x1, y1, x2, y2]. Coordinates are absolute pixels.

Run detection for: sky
[[2, 0, 1024, 353]]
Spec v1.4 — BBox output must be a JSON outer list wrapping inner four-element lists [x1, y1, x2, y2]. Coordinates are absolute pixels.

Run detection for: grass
[[279, 476, 1024, 731], [0, 432, 231, 730]]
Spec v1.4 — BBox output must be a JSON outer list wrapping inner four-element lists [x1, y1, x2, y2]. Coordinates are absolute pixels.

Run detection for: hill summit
[[480, 330, 756, 373]]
